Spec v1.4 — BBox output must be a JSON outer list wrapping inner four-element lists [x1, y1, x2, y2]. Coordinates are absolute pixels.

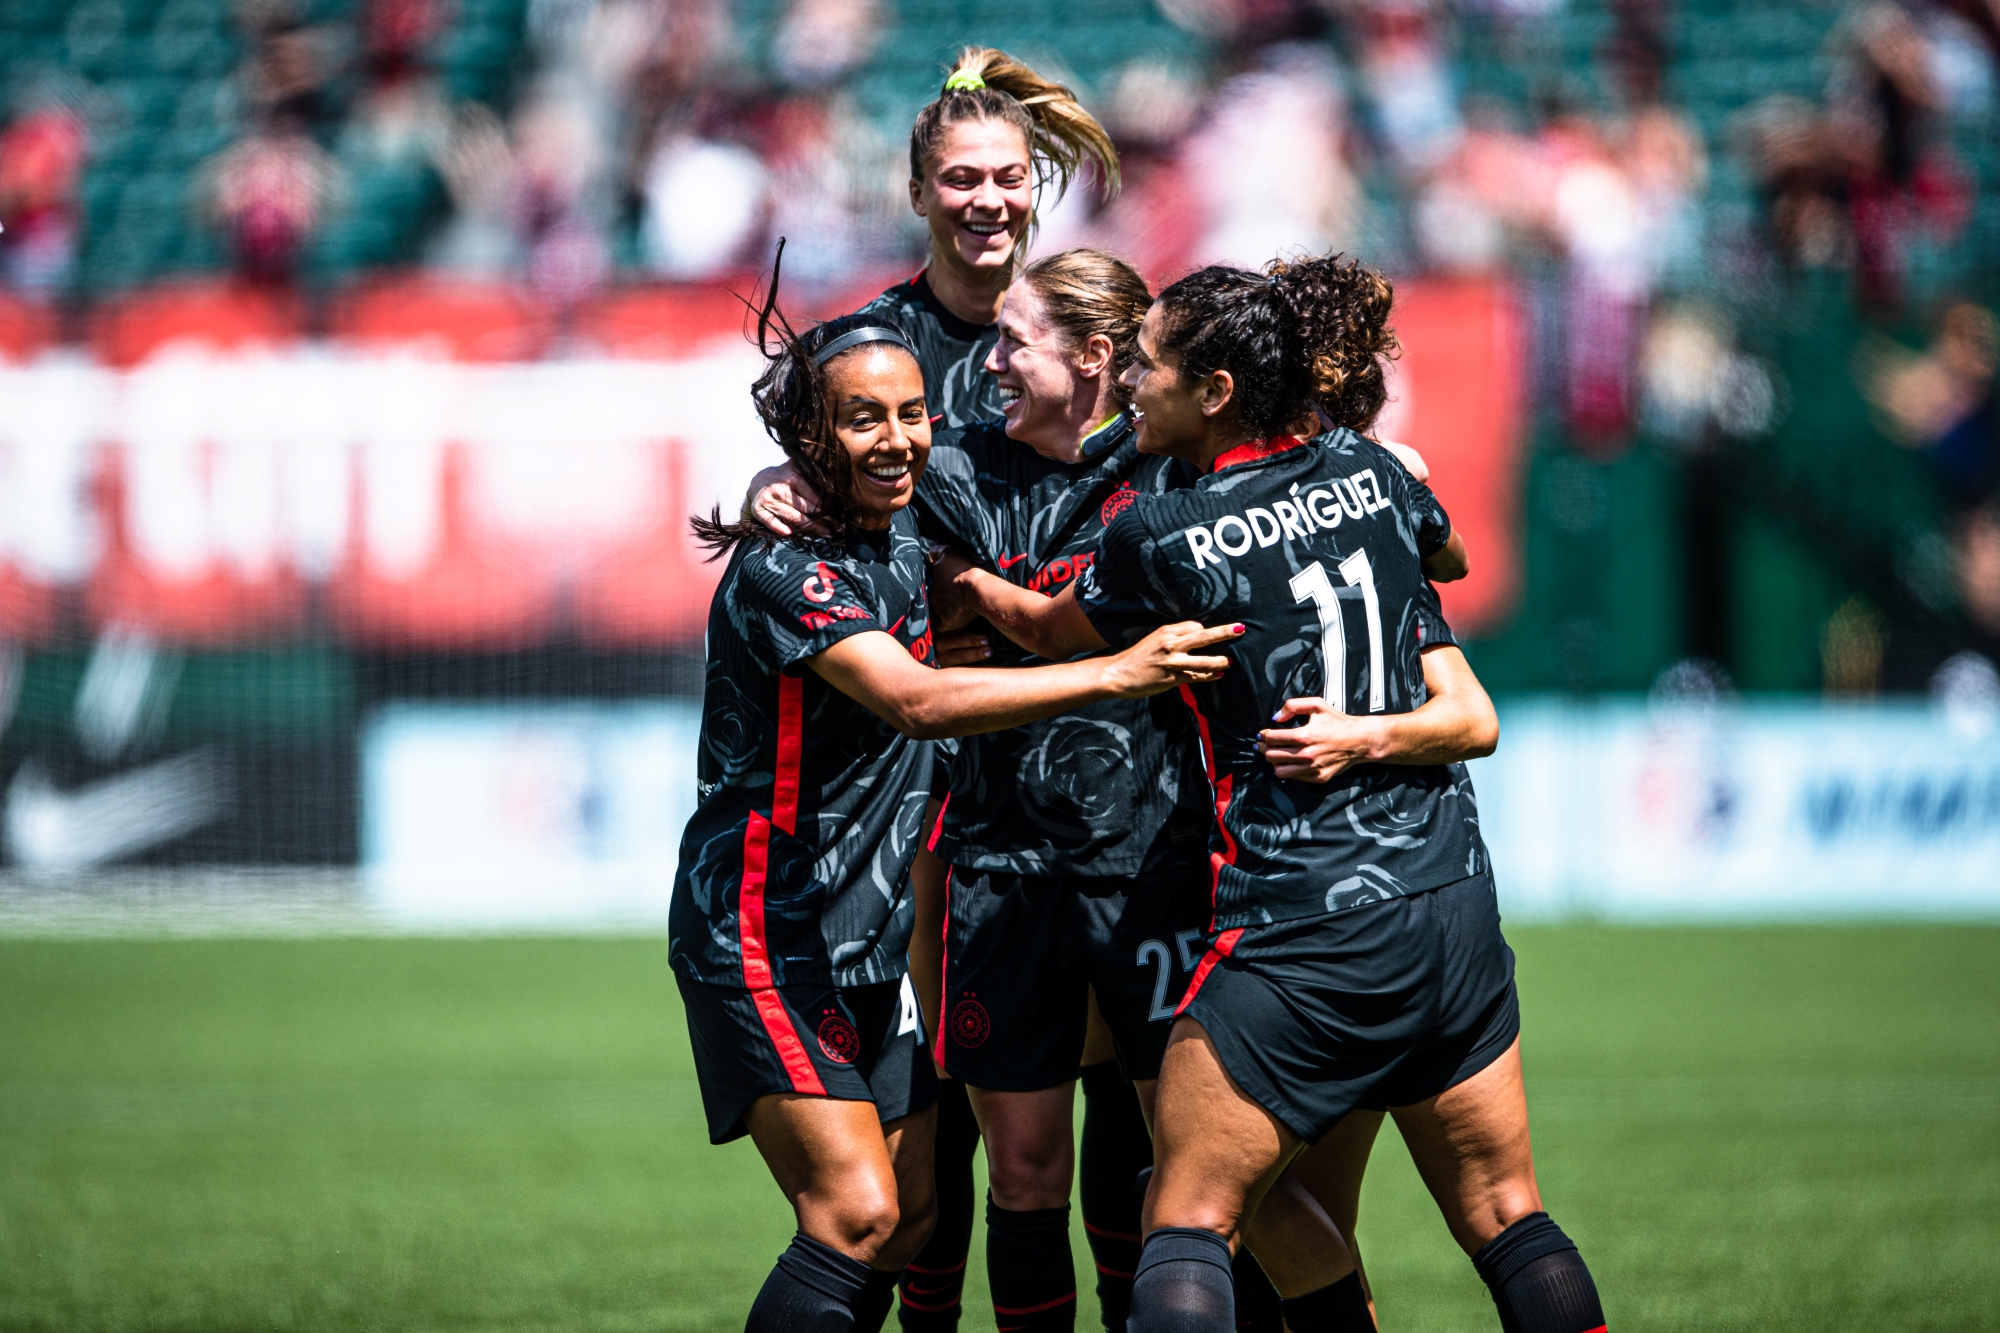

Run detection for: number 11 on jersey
[[1289, 552, 1385, 714]]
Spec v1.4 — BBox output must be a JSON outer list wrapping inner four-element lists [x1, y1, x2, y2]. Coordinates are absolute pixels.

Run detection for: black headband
[[812, 326, 916, 366]]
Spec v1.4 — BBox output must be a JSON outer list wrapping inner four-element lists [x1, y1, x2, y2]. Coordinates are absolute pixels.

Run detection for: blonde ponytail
[[910, 47, 1121, 205]]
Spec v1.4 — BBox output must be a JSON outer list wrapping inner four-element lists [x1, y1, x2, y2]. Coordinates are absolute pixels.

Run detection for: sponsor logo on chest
[[1183, 468, 1395, 569]]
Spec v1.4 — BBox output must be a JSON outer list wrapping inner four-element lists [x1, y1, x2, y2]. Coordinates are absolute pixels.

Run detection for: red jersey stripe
[[772, 673, 804, 835], [739, 812, 776, 989], [1175, 684, 1239, 912], [737, 673, 823, 1093], [1175, 927, 1242, 1017], [934, 864, 953, 1067], [750, 986, 826, 1095]]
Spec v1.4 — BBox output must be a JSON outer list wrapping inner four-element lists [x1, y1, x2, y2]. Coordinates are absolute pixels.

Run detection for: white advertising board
[[360, 697, 2000, 928], [362, 702, 703, 928], [1472, 700, 2000, 919]]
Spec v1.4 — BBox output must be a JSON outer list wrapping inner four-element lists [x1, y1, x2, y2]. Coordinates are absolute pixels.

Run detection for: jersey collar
[[1210, 434, 1306, 473], [1079, 410, 1134, 462]]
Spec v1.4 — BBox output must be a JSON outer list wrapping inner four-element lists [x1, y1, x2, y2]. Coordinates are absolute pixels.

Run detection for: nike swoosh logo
[[997, 554, 1030, 570], [5, 752, 231, 873]]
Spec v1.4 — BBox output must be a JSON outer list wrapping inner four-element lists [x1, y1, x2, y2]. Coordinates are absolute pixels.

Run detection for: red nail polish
[[1233, 624, 1246, 633]]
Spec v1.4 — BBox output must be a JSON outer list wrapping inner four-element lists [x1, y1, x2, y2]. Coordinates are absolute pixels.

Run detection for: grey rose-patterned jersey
[[1077, 429, 1488, 931], [670, 510, 939, 990], [856, 273, 1002, 429], [913, 413, 1214, 876]]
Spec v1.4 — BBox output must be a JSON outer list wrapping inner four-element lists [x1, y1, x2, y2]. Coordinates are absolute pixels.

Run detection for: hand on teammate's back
[[1102, 622, 1244, 698], [1257, 698, 1381, 783], [744, 462, 822, 536]]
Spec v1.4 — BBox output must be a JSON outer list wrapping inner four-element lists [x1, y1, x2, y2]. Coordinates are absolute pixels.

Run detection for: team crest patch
[[949, 998, 991, 1048], [1100, 482, 1139, 526], [816, 1014, 861, 1063]]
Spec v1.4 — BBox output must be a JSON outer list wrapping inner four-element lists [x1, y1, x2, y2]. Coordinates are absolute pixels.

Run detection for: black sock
[[854, 1268, 905, 1333], [900, 1081, 981, 1331], [987, 1195, 1076, 1330], [1079, 1062, 1151, 1331], [1470, 1213, 1606, 1333], [1231, 1249, 1284, 1332], [1279, 1272, 1373, 1332], [747, 1232, 875, 1333], [1129, 1227, 1234, 1333]]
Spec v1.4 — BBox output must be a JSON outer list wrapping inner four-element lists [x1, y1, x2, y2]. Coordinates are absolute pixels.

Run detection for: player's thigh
[[1389, 1036, 1542, 1254], [969, 1082, 1076, 1208], [1146, 1016, 1301, 1237], [745, 1093, 903, 1236], [884, 1101, 941, 1236], [1287, 1109, 1385, 1237]]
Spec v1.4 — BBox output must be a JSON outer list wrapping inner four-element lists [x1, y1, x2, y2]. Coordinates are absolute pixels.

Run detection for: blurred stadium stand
[[0, 0, 1995, 909]]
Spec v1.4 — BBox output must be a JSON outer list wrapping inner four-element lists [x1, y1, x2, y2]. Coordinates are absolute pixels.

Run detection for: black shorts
[[940, 865, 1213, 1089], [677, 974, 938, 1145], [1182, 871, 1519, 1144]]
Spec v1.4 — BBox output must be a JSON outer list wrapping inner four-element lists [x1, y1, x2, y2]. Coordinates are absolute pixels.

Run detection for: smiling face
[[912, 119, 1034, 278], [983, 278, 1104, 460], [1121, 303, 1219, 462], [822, 345, 932, 528]]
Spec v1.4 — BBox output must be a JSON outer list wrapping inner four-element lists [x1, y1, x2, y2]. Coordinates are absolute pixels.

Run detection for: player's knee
[[1460, 1178, 1545, 1254], [816, 1181, 902, 1257], [984, 1130, 1073, 1209], [881, 1191, 938, 1268]]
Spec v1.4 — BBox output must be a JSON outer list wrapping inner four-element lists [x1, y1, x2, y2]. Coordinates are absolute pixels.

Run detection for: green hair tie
[[944, 68, 986, 92]]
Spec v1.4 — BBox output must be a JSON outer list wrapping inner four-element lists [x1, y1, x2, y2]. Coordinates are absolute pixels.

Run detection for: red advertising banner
[[0, 276, 1525, 648]]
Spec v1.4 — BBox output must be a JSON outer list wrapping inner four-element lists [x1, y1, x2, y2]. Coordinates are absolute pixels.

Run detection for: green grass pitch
[[1, 925, 1994, 1332]]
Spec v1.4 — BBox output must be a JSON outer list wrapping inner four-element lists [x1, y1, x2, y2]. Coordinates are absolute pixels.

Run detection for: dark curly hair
[[690, 247, 920, 557], [1151, 253, 1399, 441]]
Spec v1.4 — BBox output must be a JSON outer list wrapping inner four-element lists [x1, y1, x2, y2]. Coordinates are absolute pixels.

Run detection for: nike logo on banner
[[997, 553, 1030, 570]]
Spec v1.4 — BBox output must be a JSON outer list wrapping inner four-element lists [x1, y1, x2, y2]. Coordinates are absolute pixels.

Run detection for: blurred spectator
[[201, 127, 344, 284], [429, 104, 521, 275], [1821, 596, 1887, 695], [640, 123, 767, 280], [342, 0, 453, 172], [1958, 505, 2000, 633], [1740, 4, 1974, 307], [0, 100, 88, 293], [1182, 43, 1362, 269], [236, 0, 344, 136], [513, 90, 611, 304], [772, 0, 883, 90], [1859, 300, 1997, 504], [752, 92, 903, 285], [1352, 0, 1463, 172]]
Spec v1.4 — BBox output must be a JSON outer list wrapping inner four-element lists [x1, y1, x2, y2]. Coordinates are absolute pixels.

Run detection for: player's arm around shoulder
[[1257, 646, 1499, 784]]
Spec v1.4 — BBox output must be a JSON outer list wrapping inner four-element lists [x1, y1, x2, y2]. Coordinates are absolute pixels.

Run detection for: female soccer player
[[941, 255, 1609, 1333], [670, 288, 1242, 1333], [754, 248, 1449, 1331], [750, 52, 1136, 1332]]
